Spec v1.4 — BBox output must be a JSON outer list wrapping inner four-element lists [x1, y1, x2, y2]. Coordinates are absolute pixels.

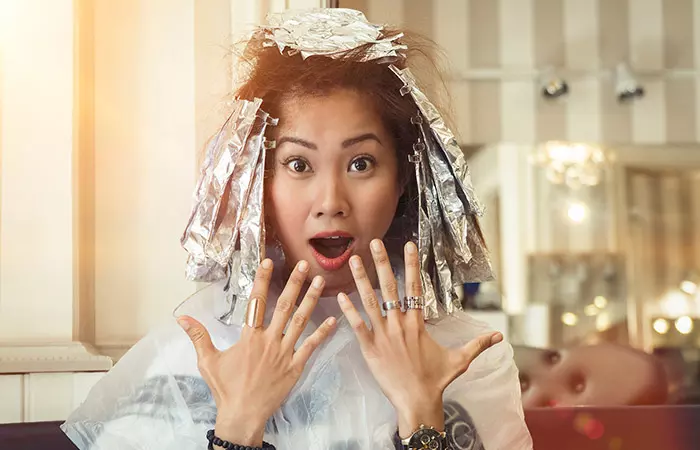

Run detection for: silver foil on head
[[181, 9, 493, 324], [180, 98, 277, 325], [263, 8, 406, 61], [395, 64, 493, 316], [390, 65, 484, 216]]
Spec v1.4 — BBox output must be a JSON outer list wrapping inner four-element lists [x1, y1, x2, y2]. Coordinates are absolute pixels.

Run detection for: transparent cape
[[61, 8, 532, 450]]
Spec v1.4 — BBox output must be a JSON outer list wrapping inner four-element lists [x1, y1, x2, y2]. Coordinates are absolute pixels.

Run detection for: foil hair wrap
[[262, 8, 406, 61], [180, 98, 277, 325], [181, 8, 492, 324], [392, 64, 493, 318]]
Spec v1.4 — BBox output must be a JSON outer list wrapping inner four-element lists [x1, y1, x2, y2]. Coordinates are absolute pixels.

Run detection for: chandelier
[[531, 141, 610, 189]]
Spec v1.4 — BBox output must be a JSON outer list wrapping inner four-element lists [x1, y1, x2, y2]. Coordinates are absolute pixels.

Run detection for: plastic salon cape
[[62, 265, 533, 450]]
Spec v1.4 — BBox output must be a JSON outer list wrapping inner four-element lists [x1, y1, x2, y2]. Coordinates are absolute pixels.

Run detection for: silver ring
[[404, 296, 424, 310], [382, 301, 402, 311]]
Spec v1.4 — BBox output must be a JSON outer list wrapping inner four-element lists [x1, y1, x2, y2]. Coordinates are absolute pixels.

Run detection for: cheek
[[353, 177, 401, 233], [267, 178, 307, 242]]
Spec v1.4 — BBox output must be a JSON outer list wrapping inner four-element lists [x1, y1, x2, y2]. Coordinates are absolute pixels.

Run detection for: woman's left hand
[[337, 239, 502, 438]]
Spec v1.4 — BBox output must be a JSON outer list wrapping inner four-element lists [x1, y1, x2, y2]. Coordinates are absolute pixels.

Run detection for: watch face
[[408, 428, 444, 450]]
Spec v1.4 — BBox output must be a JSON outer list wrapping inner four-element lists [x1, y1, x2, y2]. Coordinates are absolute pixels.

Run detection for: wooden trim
[[0, 342, 112, 374]]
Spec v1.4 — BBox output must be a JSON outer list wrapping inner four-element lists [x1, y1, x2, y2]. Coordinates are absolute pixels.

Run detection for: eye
[[349, 156, 374, 173], [283, 157, 311, 173]]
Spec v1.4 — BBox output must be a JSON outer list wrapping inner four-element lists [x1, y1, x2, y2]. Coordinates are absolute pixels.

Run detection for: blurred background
[[1, 0, 700, 435]]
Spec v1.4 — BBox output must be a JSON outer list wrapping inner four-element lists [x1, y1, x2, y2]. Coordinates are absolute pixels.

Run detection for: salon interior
[[2, 0, 700, 449]]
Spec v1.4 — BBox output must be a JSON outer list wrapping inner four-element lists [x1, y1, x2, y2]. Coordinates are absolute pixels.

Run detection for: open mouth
[[309, 236, 354, 259]]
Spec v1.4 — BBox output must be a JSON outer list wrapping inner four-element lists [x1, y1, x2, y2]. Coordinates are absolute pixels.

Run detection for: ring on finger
[[404, 296, 424, 310], [382, 300, 402, 312], [245, 297, 265, 328]]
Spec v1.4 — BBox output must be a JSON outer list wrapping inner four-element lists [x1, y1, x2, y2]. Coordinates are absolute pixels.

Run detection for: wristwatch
[[396, 424, 449, 450]]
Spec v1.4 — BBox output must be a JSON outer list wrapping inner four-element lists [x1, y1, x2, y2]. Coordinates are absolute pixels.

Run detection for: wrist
[[396, 398, 445, 439], [214, 413, 266, 448]]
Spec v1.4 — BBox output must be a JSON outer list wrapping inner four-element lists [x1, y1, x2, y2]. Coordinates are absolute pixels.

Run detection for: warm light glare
[[593, 296, 608, 308], [653, 318, 670, 334], [567, 202, 588, 223], [533, 142, 609, 189], [596, 312, 611, 331], [680, 280, 698, 295], [675, 316, 694, 335], [660, 290, 691, 317], [562, 312, 578, 326], [584, 304, 599, 316]]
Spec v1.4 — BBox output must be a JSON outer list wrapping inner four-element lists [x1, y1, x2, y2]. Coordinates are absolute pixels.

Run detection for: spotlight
[[653, 318, 670, 334], [540, 67, 569, 99], [675, 316, 694, 335], [562, 312, 578, 326], [681, 280, 698, 295], [615, 63, 644, 102], [593, 296, 608, 309], [584, 304, 599, 316], [567, 201, 588, 223]]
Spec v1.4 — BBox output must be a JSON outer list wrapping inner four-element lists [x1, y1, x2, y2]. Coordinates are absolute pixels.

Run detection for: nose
[[313, 174, 350, 219]]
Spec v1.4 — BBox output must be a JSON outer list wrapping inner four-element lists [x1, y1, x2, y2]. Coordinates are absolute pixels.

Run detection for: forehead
[[274, 89, 389, 141]]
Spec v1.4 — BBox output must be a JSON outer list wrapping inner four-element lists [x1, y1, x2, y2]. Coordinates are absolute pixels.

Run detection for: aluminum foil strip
[[417, 120, 472, 282], [391, 65, 493, 288], [389, 65, 484, 216], [231, 142, 268, 325], [410, 139, 439, 320], [208, 100, 266, 267], [181, 103, 241, 273], [417, 199, 439, 320], [263, 8, 406, 62], [181, 99, 263, 280], [415, 134, 457, 315], [219, 114, 277, 325]]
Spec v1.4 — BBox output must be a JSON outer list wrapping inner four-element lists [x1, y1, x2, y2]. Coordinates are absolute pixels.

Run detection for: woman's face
[[267, 88, 402, 296]]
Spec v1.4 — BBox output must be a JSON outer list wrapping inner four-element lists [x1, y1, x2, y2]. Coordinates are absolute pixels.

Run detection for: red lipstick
[[309, 230, 355, 271]]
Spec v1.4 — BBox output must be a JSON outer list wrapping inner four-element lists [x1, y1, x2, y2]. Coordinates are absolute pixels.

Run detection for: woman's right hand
[[177, 259, 336, 447]]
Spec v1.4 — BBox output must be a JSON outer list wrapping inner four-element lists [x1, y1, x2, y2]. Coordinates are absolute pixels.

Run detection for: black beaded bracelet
[[206, 429, 276, 450]]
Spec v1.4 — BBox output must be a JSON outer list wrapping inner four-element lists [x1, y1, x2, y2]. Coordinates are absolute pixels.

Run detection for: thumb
[[177, 316, 216, 361], [455, 332, 503, 372]]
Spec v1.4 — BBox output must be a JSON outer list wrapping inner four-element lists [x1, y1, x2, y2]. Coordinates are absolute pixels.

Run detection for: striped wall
[[627, 167, 700, 306], [341, 0, 700, 145]]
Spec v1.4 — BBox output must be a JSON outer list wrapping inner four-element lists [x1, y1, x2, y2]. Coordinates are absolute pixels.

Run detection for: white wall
[[0, 0, 77, 343], [0, 0, 325, 364], [92, 0, 199, 348]]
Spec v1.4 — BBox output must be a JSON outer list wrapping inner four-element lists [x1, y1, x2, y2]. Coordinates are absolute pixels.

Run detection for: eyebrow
[[276, 133, 383, 150]]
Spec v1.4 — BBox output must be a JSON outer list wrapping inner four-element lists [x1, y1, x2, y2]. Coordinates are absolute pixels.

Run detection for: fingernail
[[177, 318, 190, 331], [261, 259, 273, 269], [298, 260, 309, 272], [350, 256, 362, 269], [337, 293, 347, 304], [312, 275, 324, 289], [490, 333, 503, 345], [326, 317, 337, 326], [406, 241, 417, 254], [370, 239, 382, 252]]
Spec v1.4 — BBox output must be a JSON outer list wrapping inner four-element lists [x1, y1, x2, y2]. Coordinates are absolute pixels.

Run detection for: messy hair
[[232, 28, 456, 251]]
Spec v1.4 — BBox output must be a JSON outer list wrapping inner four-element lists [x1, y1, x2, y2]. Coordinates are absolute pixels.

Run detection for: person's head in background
[[233, 28, 455, 296]]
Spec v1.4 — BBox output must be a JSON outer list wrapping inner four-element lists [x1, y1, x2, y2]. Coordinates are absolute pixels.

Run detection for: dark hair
[[233, 28, 454, 249]]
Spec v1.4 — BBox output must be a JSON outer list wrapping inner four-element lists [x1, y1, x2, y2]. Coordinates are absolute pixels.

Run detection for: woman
[[62, 8, 532, 450]]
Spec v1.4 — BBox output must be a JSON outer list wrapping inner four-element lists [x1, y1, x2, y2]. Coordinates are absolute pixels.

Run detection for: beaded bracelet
[[206, 429, 276, 450]]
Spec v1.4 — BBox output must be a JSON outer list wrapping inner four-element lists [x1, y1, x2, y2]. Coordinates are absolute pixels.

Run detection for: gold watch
[[398, 424, 448, 450]]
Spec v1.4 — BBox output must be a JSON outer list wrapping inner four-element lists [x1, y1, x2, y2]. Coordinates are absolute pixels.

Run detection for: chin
[[310, 264, 356, 297]]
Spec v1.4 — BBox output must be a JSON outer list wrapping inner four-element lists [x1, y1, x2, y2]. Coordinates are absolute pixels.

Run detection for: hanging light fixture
[[531, 141, 610, 189]]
